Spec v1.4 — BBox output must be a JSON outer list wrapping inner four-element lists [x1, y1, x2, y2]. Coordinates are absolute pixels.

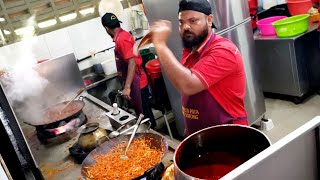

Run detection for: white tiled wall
[[31, 35, 52, 61], [0, 4, 149, 71], [44, 29, 74, 59], [67, 18, 113, 60]]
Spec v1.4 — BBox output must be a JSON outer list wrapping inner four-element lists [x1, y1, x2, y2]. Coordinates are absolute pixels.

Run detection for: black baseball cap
[[178, 0, 217, 29], [101, 13, 122, 27]]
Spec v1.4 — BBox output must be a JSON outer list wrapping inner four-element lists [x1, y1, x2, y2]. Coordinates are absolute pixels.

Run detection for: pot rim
[[81, 122, 100, 134]]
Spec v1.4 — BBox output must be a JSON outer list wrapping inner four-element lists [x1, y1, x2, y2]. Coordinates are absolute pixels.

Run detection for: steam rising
[[0, 14, 49, 124], [2, 66, 48, 102]]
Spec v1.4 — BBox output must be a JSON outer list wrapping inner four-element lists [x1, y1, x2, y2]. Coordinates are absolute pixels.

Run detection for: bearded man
[[149, 0, 248, 136]]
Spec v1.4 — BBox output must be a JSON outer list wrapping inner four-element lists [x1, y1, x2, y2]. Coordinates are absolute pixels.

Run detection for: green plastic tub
[[272, 14, 309, 38], [140, 48, 155, 66]]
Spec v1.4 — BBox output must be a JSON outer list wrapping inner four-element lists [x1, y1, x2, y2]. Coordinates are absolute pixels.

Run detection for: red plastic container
[[257, 16, 287, 36], [287, 0, 313, 15], [145, 59, 162, 84]]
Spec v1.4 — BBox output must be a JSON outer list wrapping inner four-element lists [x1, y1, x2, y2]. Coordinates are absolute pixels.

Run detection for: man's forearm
[[154, 44, 204, 95], [125, 58, 136, 89]]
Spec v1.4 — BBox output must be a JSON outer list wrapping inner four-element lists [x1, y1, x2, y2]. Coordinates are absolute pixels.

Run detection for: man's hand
[[150, 20, 172, 47], [122, 87, 131, 100]]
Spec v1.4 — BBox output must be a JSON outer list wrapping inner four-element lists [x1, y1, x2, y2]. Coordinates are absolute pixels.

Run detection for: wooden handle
[[61, 88, 86, 112]]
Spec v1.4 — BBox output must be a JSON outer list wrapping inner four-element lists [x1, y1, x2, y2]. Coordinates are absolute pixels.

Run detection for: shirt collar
[[112, 28, 123, 42], [195, 32, 213, 54]]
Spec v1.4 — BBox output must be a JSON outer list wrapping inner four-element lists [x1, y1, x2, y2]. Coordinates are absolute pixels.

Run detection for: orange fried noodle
[[84, 137, 164, 180]]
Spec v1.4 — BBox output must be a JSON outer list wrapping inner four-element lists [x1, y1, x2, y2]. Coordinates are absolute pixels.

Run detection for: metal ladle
[[108, 118, 150, 139], [119, 114, 144, 160]]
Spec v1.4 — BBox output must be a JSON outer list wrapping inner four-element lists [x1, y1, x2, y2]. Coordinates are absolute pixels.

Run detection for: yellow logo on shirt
[[182, 106, 199, 120]]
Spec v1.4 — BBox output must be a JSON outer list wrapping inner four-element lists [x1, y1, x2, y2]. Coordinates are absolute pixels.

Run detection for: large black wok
[[25, 99, 85, 127], [23, 99, 86, 142], [81, 133, 168, 180]]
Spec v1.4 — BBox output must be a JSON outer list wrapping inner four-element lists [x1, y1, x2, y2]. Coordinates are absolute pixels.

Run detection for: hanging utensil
[[119, 114, 144, 160], [60, 88, 86, 113]]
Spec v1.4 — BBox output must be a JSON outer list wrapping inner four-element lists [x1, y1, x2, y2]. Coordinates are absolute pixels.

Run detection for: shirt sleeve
[[191, 46, 238, 89], [117, 36, 135, 61]]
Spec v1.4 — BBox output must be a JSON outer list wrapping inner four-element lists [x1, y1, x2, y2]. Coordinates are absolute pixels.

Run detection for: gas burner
[[36, 111, 87, 143]]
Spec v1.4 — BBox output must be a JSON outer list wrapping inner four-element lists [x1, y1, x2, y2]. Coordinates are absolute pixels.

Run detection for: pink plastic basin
[[257, 16, 287, 36]]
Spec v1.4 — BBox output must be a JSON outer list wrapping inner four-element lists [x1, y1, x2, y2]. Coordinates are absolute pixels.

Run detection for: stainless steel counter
[[20, 96, 179, 180], [254, 22, 320, 102]]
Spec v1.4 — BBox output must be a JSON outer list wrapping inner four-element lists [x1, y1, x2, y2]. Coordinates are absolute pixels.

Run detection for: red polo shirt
[[113, 28, 148, 89], [181, 33, 247, 119]]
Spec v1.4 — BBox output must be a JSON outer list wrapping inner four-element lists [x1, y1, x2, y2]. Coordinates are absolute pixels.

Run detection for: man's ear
[[207, 15, 213, 28]]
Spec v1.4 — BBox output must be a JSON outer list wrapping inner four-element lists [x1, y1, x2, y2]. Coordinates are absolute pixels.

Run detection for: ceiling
[[0, 0, 142, 46]]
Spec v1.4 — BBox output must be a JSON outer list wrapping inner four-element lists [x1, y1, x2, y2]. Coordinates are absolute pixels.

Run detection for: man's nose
[[182, 23, 191, 31]]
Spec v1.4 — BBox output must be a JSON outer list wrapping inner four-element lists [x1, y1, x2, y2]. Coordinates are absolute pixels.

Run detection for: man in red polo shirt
[[150, 0, 248, 136], [101, 13, 156, 127]]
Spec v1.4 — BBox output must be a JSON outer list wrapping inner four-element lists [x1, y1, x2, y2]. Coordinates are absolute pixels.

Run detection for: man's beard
[[182, 27, 209, 49], [107, 30, 114, 38]]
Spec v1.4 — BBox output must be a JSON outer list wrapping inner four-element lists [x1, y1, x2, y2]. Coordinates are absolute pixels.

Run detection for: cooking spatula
[[60, 88, 85, 113], [119, 114, 144, 160]]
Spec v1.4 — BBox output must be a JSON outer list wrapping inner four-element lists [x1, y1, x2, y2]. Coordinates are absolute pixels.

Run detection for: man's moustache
[[183, 31, 194, 36]]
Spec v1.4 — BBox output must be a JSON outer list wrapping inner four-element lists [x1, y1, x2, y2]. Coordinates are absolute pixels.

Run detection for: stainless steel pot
[[174, 125, 271, 180]]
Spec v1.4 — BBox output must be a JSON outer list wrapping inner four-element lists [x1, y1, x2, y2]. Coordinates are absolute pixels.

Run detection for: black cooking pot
[[174, 125, 271, 180], [81, 133, 168, 180], [25, 98, 85, 128], [24, 97, 86, 142]]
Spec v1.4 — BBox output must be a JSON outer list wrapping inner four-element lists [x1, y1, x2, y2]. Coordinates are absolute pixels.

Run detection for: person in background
[[311, 0, 320, 46], [312, 0, 320, 11], [149, 0, 248, 136], [248, 0, 258, 31], [101, 13, 156, 128]]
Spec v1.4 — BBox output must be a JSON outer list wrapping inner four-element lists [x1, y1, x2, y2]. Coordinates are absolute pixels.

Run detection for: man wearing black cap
[[150, 0, 248, 136], [101, 13, 156, 128]]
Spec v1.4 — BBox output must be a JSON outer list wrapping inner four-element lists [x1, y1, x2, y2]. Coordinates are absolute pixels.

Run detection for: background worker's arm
[[123, 58, 136, 99]]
